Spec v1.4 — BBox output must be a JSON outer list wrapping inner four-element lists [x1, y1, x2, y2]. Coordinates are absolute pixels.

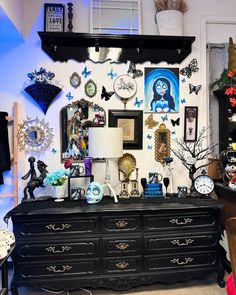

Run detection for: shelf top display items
[[44, 3, 65, 32]]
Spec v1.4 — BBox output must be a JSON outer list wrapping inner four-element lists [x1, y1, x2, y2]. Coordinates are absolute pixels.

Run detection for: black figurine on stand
[[67, 2, 73, 32], [22, 157, 48, 202]]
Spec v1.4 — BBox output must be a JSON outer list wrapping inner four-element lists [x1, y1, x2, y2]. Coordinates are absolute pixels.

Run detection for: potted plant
[[154, 0, 188, 36], [212, 37, 236, 118], [44, 170, 69, 201]]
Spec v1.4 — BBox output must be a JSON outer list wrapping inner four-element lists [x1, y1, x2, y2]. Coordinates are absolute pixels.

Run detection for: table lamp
[[88, 127, 123, 203]]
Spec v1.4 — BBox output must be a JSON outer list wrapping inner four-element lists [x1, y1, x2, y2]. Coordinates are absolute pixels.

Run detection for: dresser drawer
[[103, 256, 142, 274], [143, 213, 216, 232], [102, 215, 141, 233], [15, 259, 100, 279], [13, 238, 100, 261], [144, 252, 217, 272], [144, 233, 218, 254], [14, 216, 99, 238], [103, 236, 141, 256]]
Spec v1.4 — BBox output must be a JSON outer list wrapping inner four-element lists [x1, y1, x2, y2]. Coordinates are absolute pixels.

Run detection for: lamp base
[[103, 182, 118, 203]]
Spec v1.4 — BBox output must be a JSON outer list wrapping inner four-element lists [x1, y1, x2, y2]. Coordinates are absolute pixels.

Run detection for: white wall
[[0, 0, 236, 221]]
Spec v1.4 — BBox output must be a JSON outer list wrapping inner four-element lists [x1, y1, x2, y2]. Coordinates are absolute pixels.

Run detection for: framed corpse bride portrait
[[144, 67, 179, 113]]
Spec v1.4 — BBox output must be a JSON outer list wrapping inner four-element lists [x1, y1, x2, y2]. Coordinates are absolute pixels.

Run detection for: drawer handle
[[169, 218, 193, 226], [46, 265, 72, 273], [170, 257, 194, 265], [45, 246, 72, 253], [115, 242, 130, 250], [171, 239, 194, 246], [115, 261, 129, 269], [45, 224, 72, 231], [115, 220, 128, 228]]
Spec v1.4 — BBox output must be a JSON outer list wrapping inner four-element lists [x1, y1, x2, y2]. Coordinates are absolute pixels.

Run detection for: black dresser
[[4, 197, 225, 294]]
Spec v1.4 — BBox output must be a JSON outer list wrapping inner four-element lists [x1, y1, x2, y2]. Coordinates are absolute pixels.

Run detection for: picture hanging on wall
[[109, 110, 143, 149], [184, 106, 198, 142], [144, 67, 179, 113]]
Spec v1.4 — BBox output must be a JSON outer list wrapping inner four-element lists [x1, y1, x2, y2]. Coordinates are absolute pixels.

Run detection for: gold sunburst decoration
[[17, 117, 53, 154]]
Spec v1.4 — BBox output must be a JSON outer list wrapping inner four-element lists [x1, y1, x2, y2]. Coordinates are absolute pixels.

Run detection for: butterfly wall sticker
[[107, 69, 118, 80], [171, 131, 176, 136], [51, 148, 57, 154], [101, 86, 114, 101], [189, 84, 202, 95], [147, 145, 153, 150], [147, 134, 152, 140], [145, 114, 159, 129], [171, 118, 180, 127], [66, 92, 74, 101], [181, 98, 186, 104], [127, 62, 143, 79], [161, 114, 168, 122], [82, 66, 91, 78], [180, 58, 199, 78], [134, 97, 143, 108], [181, 78, 186, 83]]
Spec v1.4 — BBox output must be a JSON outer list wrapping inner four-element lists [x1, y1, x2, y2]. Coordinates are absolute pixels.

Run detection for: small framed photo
[[184, 106, 198, 142], [44, 3, 65, 32], [109, 110, 143, 149]]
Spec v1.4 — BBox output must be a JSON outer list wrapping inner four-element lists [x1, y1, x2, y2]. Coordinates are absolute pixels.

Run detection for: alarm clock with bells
[[193, 171, 215, 197]]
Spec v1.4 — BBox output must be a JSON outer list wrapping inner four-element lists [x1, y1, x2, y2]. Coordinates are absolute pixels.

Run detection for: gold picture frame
[[154, 123, 170, 164]]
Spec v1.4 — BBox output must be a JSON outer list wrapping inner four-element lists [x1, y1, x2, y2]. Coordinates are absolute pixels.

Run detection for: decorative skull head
[[86, 181, 103, 204]]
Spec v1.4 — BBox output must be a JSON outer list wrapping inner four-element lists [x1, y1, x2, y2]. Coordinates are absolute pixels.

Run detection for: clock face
[[194, 175, 215, 195]]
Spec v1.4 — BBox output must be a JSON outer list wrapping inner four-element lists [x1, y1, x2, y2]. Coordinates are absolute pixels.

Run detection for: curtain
[[207, 43, 228, 155]]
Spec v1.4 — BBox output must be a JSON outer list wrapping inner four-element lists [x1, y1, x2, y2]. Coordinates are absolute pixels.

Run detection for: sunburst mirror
[[17, 117, 53, 154]]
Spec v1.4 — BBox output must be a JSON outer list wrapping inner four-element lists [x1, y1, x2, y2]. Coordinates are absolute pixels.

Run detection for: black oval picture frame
[[84, 79, 97, 98]]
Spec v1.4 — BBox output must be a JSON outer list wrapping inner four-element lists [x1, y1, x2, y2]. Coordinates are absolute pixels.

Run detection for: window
[[90, 0, 141, 34]]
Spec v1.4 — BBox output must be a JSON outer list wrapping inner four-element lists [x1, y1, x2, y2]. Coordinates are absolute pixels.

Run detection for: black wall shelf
[[38, 32, 195, 64]]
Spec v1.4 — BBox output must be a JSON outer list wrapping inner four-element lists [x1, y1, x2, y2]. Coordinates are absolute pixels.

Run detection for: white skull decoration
[[86, 181, 103, 204]]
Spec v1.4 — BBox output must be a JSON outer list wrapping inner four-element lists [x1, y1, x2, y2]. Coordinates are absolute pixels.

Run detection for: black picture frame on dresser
[[5, 197, 225, 295]]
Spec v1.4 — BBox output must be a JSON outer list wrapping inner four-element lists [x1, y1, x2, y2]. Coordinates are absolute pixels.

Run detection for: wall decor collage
[[18, 51, 204, 202]]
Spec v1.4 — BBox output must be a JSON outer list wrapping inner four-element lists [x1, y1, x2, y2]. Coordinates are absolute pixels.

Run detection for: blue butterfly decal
[[147, 134, 152, 140], [147, 145, 153, 150], [181, 98, 186, 104], [161, 114, 168, 122], [181, 78, 186, 83], [66, 92, 74, 100], [134, 97, 144, 108], [107, 69, 118, 80], [82, 66, 91, 78], [51, 148, 57, 154], [171, 131, 176, 136]]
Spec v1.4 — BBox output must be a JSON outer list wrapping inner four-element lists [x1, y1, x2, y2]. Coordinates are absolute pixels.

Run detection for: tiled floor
[[7, 274, 227, 295]]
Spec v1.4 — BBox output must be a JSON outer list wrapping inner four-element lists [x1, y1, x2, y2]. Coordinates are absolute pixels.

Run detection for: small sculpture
[[67, 2, 73, 32], [22, 157, 48, 201], [118, 153, 140, 198]]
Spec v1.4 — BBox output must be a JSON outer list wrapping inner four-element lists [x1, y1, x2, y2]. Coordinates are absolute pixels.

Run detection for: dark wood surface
[[38, 32, 195, 64], [8, 198, 224, 294], [215, 183, 236, 227]]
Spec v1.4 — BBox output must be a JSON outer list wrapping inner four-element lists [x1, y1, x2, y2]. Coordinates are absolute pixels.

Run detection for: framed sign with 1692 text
[[44, 3, 65, 32]]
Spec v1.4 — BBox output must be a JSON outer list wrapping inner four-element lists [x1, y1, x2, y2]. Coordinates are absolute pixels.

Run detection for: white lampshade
[[88, 127, 123, 159]]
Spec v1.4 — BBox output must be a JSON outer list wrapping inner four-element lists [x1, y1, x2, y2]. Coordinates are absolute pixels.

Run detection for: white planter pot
[[155, 10, 184, 36], [51, 181, 68, 201]]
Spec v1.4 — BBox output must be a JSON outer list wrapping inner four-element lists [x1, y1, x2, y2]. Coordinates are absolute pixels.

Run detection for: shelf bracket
[[95, 39, 99, 52]]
